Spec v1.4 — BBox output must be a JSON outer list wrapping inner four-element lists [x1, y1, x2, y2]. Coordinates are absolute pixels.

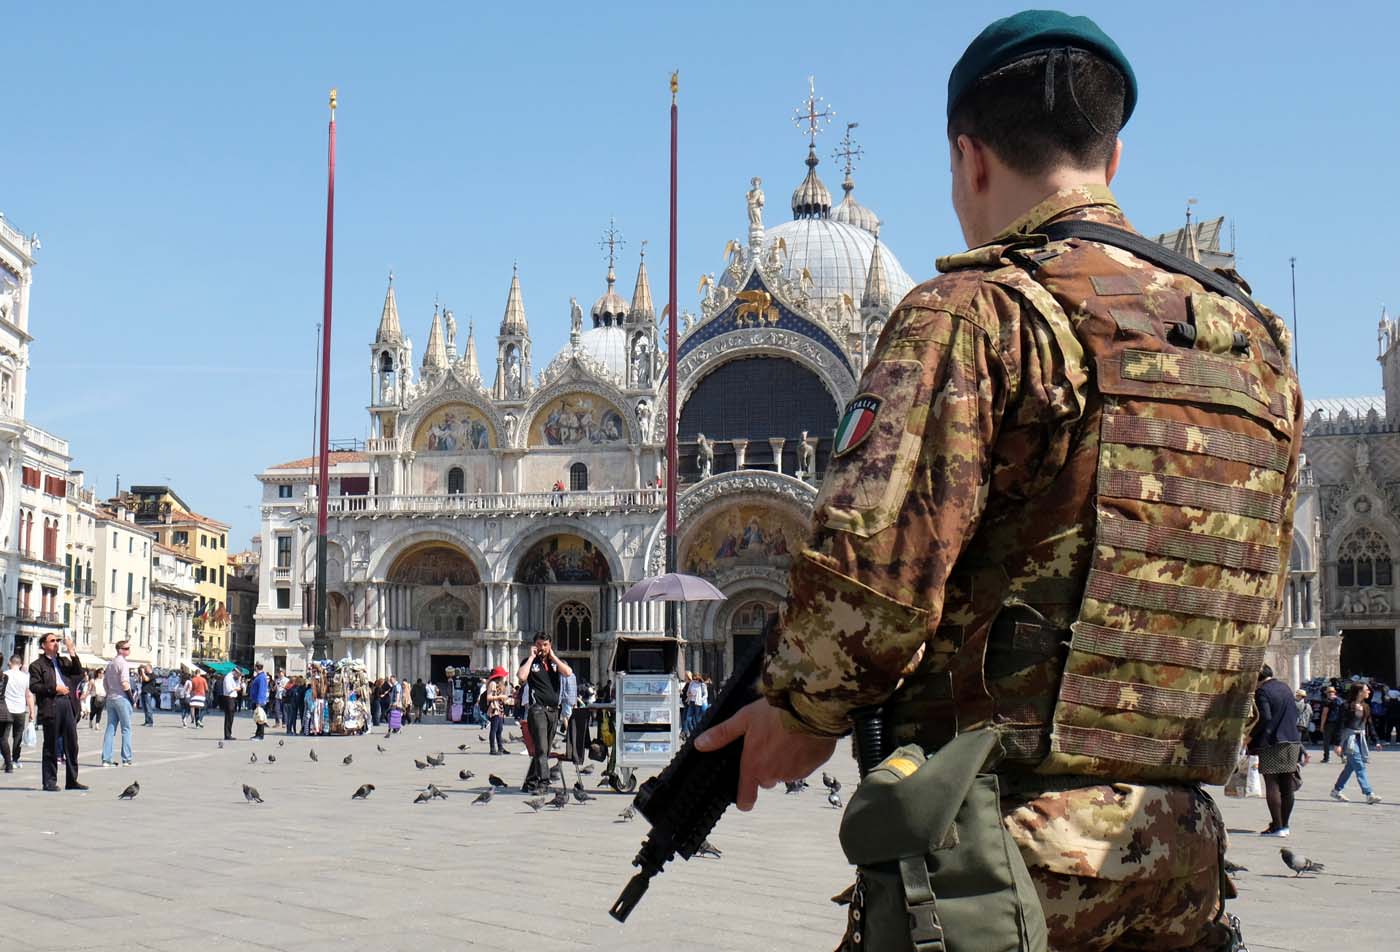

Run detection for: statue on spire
[[747, 176, 765, 251]]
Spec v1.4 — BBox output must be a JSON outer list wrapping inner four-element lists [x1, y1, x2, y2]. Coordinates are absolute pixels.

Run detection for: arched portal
[[553, 600, 594, 681], [384, 543, 482, 677], [513, 534, 611, 683]]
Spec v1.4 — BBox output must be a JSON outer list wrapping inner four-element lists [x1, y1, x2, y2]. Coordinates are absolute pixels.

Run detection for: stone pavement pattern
[[5, 714, 1395, 951]]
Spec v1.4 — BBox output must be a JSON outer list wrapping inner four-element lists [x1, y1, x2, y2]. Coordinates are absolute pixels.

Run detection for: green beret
[[947, 9, 1137, 124]]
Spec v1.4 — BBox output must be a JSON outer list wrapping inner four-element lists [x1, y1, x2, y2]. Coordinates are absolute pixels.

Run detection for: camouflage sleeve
[[761, 288, 1013, 737]]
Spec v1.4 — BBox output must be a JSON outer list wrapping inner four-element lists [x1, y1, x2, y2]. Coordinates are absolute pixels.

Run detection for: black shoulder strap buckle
[[1037, 220, 1270, 333]]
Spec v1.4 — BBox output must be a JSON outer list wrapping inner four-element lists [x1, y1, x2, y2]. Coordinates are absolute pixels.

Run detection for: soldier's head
[[946, 10, 1134, 245]]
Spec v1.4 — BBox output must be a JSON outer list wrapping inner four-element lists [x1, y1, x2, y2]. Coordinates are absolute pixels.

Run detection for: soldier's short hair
[[947, 49, 1125, 176]]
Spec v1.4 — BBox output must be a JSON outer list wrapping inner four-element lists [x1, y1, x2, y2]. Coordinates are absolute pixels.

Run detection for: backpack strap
[[1037, 220, 1270, 332]]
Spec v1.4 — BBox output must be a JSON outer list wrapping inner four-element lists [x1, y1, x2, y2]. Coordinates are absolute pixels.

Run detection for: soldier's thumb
[[693, 709, 745, 752]]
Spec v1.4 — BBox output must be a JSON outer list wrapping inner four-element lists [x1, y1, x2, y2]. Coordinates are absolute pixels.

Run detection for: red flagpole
[[314, 89, 337, 660], [665, 73, 679, 621]]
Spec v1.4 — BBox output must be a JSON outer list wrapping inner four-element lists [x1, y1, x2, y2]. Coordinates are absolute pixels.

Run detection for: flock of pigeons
[[784, 771, 844, 809]]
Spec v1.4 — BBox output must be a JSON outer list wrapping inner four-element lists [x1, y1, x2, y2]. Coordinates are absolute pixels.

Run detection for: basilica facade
[[251, 122, 914, 686]]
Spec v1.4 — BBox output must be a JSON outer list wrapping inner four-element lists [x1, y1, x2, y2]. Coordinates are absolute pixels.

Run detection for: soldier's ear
[[1105, 138, 1123, 185]]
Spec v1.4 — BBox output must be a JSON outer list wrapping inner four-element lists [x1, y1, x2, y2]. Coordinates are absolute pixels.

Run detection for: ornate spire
[[592, 219, 629, 326], [628, 241, 654, 324], [463, 321, 481, 382], [861, 224, 892, 313], [375, 272, 402, 343], [791, 78, 834, 220], [422, 304, 448, 373], [500, 262, 528, 336], [831, 122, 879, 233]]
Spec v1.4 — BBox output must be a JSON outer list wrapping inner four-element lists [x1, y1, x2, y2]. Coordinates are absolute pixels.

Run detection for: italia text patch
[[833, 394, 881, 457]]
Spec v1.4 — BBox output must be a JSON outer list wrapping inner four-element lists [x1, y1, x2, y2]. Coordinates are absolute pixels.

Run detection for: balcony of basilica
[[316, 487, 664, 519]]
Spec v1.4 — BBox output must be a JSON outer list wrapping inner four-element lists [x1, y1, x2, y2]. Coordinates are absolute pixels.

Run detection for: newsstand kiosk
[[608, 634, 681, 793]]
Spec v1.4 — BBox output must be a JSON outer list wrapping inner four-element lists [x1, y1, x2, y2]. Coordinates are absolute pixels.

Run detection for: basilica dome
[[576, 324, 628, 379]]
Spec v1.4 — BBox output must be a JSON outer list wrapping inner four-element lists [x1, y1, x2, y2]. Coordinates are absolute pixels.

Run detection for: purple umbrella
[[620, 573, 726, 603]]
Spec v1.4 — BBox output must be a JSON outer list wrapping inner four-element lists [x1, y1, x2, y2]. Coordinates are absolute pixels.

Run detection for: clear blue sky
[[8, 1, 1397, 546]]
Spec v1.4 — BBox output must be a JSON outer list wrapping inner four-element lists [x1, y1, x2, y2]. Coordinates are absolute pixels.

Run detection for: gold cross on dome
[[834, 122, 863, 176], [793, 76, 834, 148], [599, 217, 626, 271]]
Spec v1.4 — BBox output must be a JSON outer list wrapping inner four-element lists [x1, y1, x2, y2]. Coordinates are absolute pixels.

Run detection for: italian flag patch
[[833, 394, 881, 456]]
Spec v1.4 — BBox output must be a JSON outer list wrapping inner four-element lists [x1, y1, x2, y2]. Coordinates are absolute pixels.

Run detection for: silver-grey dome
[[576, 325, 628, 378], [760, 218, 915, 313]]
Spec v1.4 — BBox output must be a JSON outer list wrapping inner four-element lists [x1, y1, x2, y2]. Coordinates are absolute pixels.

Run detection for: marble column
[[732, 438, 749, 469], [1302, 644, 1312, 682], [769, 438, 786, 475], [1291, 651, 1302, 689]]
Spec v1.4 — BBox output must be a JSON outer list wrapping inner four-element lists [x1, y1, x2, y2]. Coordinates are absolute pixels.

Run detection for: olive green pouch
[[837, 730, 1047, 952]]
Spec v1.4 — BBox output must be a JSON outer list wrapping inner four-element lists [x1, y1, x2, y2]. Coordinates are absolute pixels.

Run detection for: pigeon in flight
[[473, 790, 494, 805], [827, 790, 843, 809], [488, 774, 507, 789], [549, 788, 569, 809], [617, 805, 636, 822], [571, 788, 595, 804], [242, 784, 263, 804], [784, 781, 806, 795], [117, 781, 140, 800], [249, 753, 257, 764], [414, 791, 432, 804], [1280, 848, 1325, 877], [459, 770, 475, 782], [309, 749, 318, 762], [426, 784, 448, 800], [414, 759, 429, 770], [377, 745, 387, 753], [524, 797, 546, 812], [696, 840, 722, 859], [343, 755, 353, 766], [351, 784, 375, 800]]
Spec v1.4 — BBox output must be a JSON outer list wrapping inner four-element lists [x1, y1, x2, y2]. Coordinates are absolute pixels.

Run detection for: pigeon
[[242, 784, 263, 804], [507, 733, 522, 744], [1280, 848, 1325, 877], [278, 739, 285, 747], [827, 791, 843, 809], [822, 772, 835, 789], [249, 753, 258, 764], [217, 741, 224, 749], [696, 840, 722, 858], [524, 797, 546, 812], [617, 805, 636, 822], [427, 784, 448, 800], [824, 777, 842, 794], [267, 754, 276, 763], [579, 765, 594, 775], [413, 791, 432, 804], [549, 788, 569, 809], [377, 745, 387, 754], [414, 759, 429, 770], [1223, 859, 1248, 874], [457, 744, 470, 752], [309, 749, 318, 762], [571, 787, 595, 803], [459, 770, 474, 782], [351, 784, 375, 800], [473, 790, 494, 805], [343, 755, 353, 766], [784, 780, 806, 794], [488, 774, 507, 789], [548, 765, 563, 782], [117, 781, 140, 800], [426, 753, 445, 767], [478, 734, 487, 742]]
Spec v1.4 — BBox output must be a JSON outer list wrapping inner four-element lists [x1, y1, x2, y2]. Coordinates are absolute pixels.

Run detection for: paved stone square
[[6, 712, 1396, 951]]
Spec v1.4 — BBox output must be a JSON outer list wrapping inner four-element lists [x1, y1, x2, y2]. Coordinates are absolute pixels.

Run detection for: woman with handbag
[[1250, 665, 1303, 837], [1331, 682, 1383, 804]]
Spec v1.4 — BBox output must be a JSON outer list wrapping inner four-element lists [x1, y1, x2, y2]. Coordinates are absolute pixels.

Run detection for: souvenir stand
[[606, 634, 682, 793], [306, 658, 371, 735]]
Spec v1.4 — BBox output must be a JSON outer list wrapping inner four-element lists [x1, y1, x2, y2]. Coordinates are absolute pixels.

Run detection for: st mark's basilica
[[252, 90, 916, 684]]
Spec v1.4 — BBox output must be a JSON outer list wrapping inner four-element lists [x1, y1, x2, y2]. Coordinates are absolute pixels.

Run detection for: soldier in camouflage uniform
[[697, 10, 1302, 951]]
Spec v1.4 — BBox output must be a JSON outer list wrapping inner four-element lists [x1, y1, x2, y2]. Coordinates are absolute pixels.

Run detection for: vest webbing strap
[[1052, 724, 1242, 772], [1100, 469, 1284, 523], [1102, 413, 1290, 472], [1085, 569, 1276, 625], [1120, 350, 1264, 401], [1037, 220, 1272, 332], [1071, 621, 1268, 673], [1059, 672, 1253, 721], [1097, 515, 1282, 574]]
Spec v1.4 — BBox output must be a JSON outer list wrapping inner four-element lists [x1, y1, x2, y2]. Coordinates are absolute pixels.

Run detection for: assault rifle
[[609, 632, 767, 922]]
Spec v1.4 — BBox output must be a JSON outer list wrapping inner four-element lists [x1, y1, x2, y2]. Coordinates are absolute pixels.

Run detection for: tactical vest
[[930, 222, 1301, 785]]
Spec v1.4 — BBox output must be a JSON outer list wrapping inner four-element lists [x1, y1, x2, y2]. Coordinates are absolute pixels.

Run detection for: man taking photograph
[[29, 632, 86, 791]]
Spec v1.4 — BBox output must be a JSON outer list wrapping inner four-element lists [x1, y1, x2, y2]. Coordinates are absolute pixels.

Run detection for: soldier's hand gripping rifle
[[608, 631, 767, 922]]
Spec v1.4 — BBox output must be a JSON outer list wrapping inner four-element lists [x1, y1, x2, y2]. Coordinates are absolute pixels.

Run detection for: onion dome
[[591, 265, 629, 327], [790, 146, 832, 219], [375, 273, 403, 344], [832, 173, 880, 234]]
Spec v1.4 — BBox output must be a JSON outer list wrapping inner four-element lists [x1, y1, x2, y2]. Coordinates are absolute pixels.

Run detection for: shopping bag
[[22, 722, 36, 748], [1223, 755, 1249, 798], [253, 705, 268, 725], [1245, 755, 1265, 797]]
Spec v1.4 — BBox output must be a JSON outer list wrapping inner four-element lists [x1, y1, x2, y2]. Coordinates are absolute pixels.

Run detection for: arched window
[[447, 467, 465, 495], [569, 462, 588, 492], [1337, 526, 1393, 589], [379, 351, 394, 372], [554, 601, 593, 653]]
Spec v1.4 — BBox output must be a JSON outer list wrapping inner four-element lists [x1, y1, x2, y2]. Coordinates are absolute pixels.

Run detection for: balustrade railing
[[318, 488, 665, 516]]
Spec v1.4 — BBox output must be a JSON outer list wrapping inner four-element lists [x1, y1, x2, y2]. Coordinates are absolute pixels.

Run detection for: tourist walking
[[138, 664, 158, 726], [222, 668, 242, 740], [485, 667, 509, 754], [101, 641, 135, 767], [29, 632, 86, 791], [248, 663, 269, 740], [1332, 682, 1383, 804], [177, 676, 191, 726], [1318, 684, 1343, 763], [411, 678, 428, 724], [1, 653, 35, 773], [1251, 665, 1303, 837], [188, 670, 207, 728]]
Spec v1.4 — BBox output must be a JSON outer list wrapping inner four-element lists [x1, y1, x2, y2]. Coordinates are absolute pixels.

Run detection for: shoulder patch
[[834, 395, 881, 457]]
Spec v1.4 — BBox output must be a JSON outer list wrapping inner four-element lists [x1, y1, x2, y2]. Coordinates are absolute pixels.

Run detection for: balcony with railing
[[315, 487, 666, 518], [366, 437, 402, 454]]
